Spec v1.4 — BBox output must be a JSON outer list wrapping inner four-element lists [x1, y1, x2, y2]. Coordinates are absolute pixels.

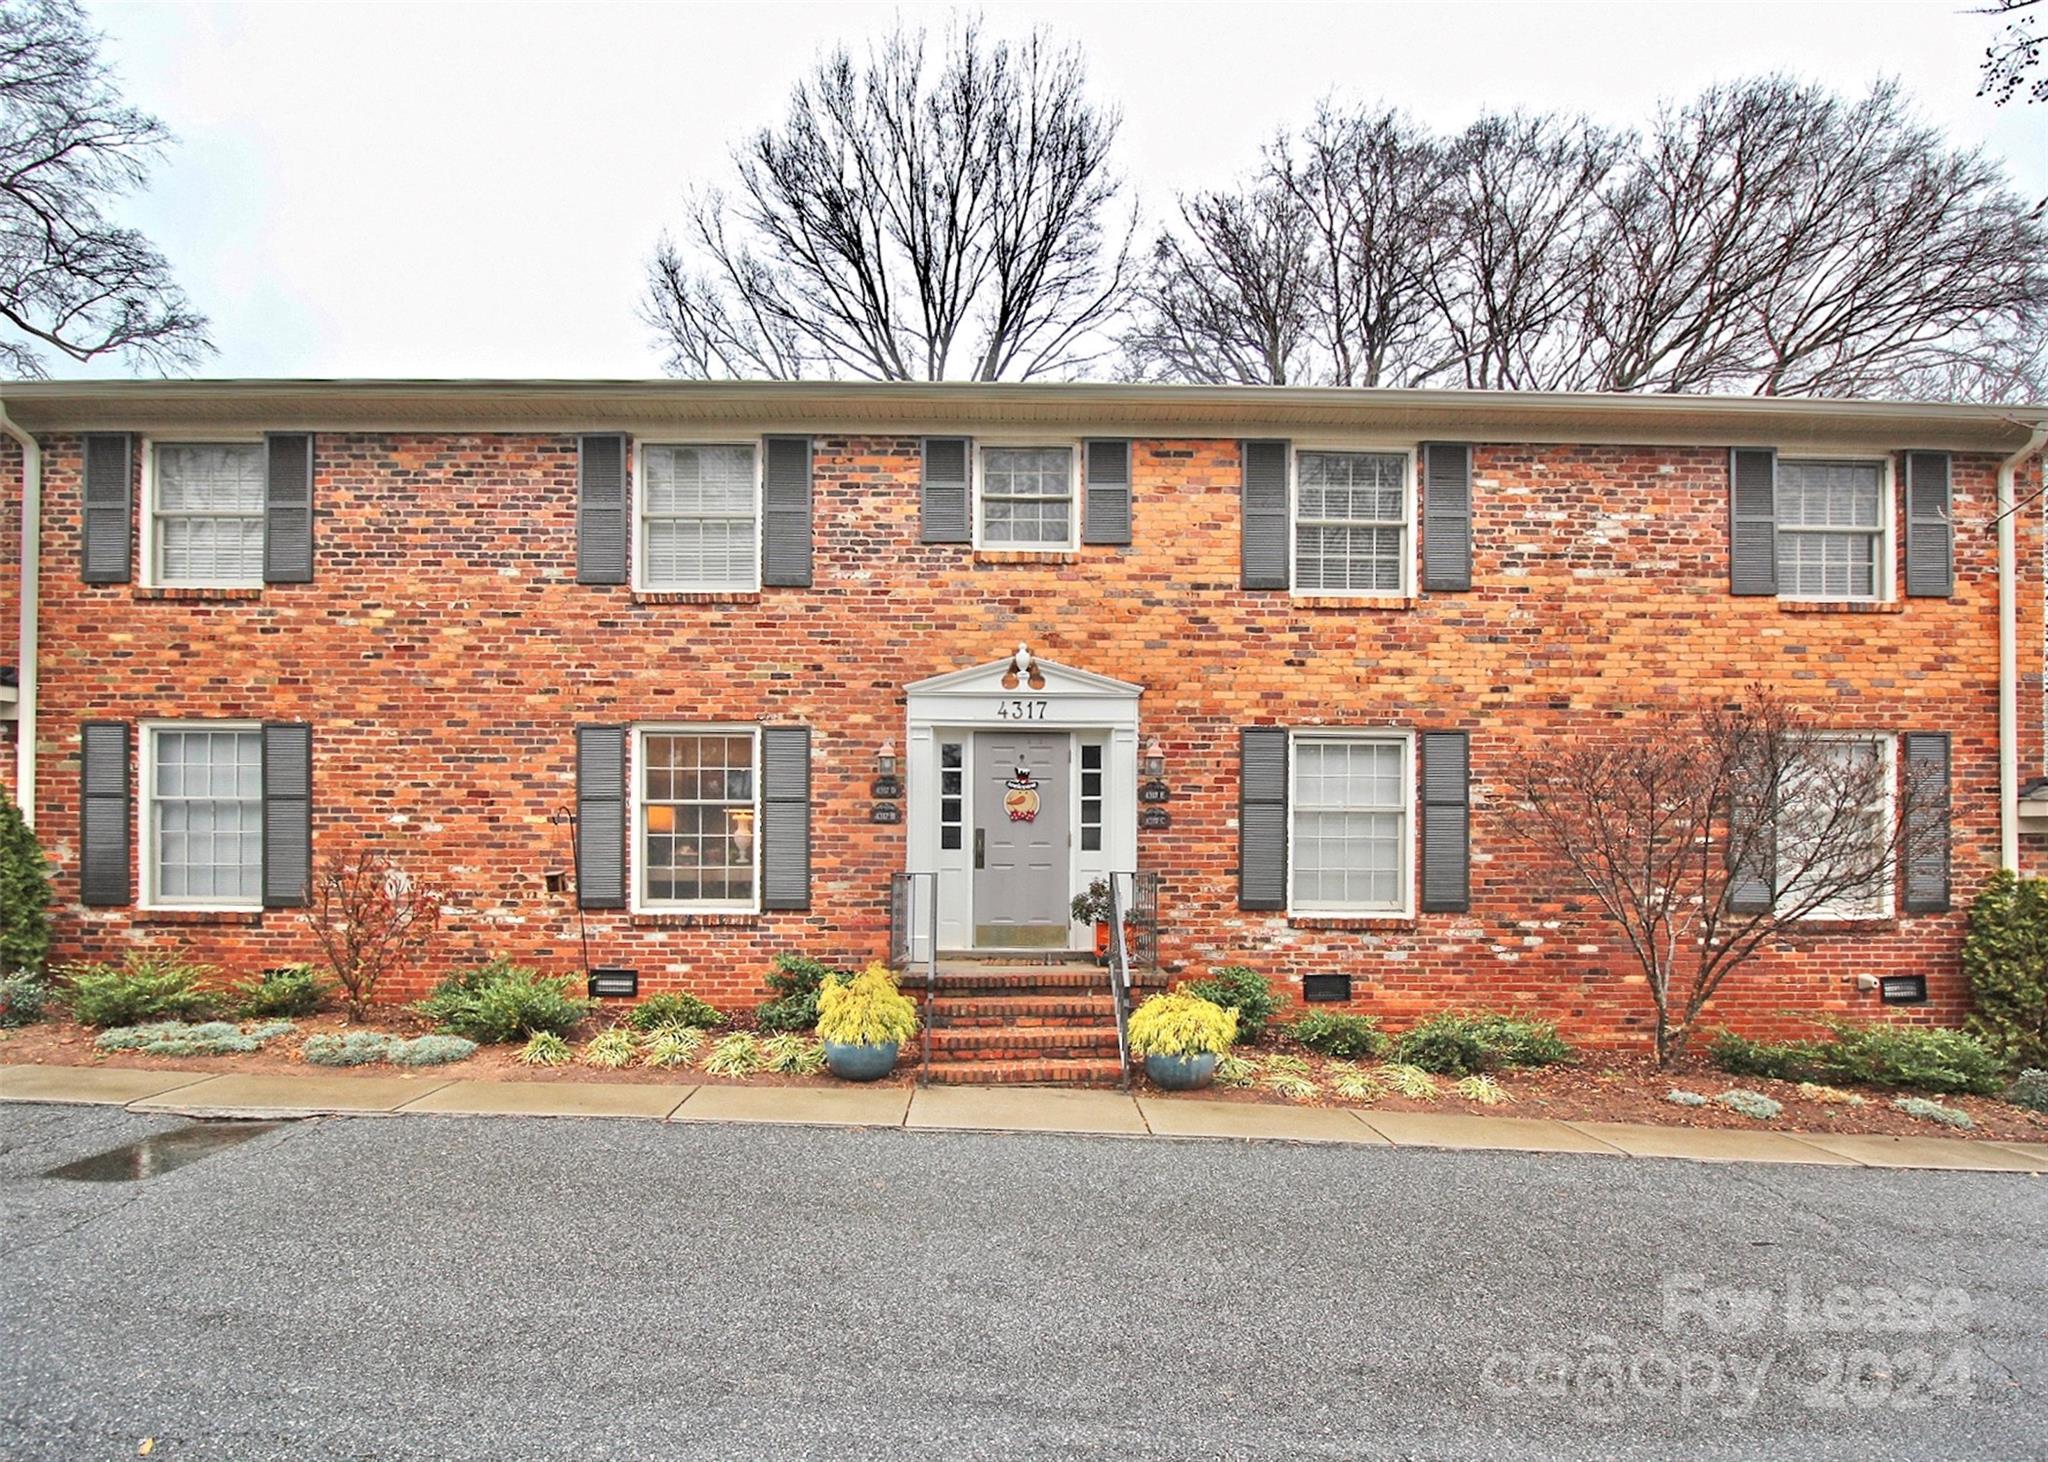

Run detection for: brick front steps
[[908, 956, 1141, 1088]]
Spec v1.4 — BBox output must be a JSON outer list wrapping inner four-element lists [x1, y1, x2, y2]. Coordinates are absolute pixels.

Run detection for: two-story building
[[0, 380, 2042, 1075]]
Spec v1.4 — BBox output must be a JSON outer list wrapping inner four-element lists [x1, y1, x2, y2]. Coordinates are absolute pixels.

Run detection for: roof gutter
[[0, 399, 37, 827], [1998, 421, 2048, 871]]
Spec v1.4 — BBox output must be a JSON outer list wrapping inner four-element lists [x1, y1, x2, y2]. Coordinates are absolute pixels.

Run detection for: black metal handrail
[[1106, 871, 1135, 1088]]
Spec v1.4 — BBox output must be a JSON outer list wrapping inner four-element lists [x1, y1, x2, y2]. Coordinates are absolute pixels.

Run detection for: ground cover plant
[[95, 1020, 295, 1056], [302, 1032, 476, 1067], [1711, 1020, 2006, 1096]]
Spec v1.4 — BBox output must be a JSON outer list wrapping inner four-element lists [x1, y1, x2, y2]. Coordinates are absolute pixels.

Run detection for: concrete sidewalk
[[4, 1061, 2045, 1173]]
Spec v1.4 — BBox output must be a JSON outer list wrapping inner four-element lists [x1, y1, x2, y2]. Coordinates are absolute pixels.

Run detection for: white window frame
[[632, 438, 764, 593], [630, 723, 763, 914], [1289, 443, 1416, 599], [1776, 733, 1896, 922], [972, 440, 1081, 552], [1774, 455, 1893, 605], [1285, 728, 1416, 918], [140, 436, 267, 590], [139, 718, 264, 912]]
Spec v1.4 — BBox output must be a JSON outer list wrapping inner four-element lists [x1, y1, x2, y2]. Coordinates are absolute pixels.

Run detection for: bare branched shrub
[[305, 850, 443, 1019]]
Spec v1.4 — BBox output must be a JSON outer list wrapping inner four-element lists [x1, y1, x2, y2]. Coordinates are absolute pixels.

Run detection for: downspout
[[0, 401, 36, 828], [1997, 420, 2048, 872]]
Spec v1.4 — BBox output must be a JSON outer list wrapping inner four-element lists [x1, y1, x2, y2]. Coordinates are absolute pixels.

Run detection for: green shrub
[[1181, 966, 1282, 1044], [2006, 1068, 2048, 1113], [95, 1020, 294, 1056], [414, 957, 592, 1043], [62, 953, 219, 1027], [1961, 870, 2048, 1070], [1126, 991, 1238, 1058], [230, 964, 330, 1019], [1286, 1011, 1389, 1060], [1392, 1011, 1573, 1075], [626, 991, 723, 1031], [1710, 1021, 2006, 1096], [756, 953, 847, 1033], [0, 793, 51, 979], [0, 972, 48, 1027]]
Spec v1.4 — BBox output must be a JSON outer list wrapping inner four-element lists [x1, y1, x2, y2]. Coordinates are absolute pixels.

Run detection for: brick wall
[[14, 428, 2045, 1048]]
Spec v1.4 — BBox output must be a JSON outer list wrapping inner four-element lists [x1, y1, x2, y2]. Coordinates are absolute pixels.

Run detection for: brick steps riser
[[925, 1059, 1126, 1087]]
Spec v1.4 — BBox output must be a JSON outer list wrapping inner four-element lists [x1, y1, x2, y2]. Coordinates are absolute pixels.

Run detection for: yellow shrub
[[1127, 992, 1238, 1058], [814, 961, 919, 1047]]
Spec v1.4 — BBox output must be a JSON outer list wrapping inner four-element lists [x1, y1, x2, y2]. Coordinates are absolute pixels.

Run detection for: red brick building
[[1, 381, 2042, 1060]]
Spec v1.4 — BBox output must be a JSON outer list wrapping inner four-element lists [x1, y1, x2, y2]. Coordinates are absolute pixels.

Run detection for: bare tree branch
[[1977, 0, 2045, 105], [0, 0, 210, 377]]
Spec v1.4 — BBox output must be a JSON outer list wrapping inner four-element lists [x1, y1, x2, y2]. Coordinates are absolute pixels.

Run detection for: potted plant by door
[[1126, 991, 1239, 1091], [815, 961, 919, 1081], [1072, 879, 1120, 963]]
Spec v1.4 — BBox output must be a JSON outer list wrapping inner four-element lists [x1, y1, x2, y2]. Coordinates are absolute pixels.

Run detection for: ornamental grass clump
[[518, 1031, 572, 1067], [581, 1028, 638, 1069], [1455, 1074, 1513, 1106], [1265, 1070, 1320, 1100], [1796, 1081, 1868, 1107], [761, 1033, 826, 1075], [1327, 1062, 1384, 1103], [701, 1031, 765, 1077], [1378, 1063, 1442, 1101], [1214, 1053, 1259, 1087], [1126, 992, 1238, 1058], [641, 1025, 706, 1068], [815, 962, 919, 1048]]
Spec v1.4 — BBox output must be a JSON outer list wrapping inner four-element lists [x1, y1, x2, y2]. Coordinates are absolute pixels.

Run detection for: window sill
[[1292, 596, 1417, 611], [133, 908, 264, 926], [972, 550, 1079, 566], [629, 912, 764, 928], [632, 591, 763, 605], [1776, 600, 1903, 615], [134, 587, 264, 602], [1288, 915, 1417, 931]]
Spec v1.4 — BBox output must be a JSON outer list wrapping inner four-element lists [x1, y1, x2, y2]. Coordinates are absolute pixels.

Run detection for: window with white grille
[[153, 443, 265, 586], [1776, 460, 1884, 600], [640, 444, 758, 591], [1290, 734, 1410, 913], [1294, 451, 1407, 594], [146, 725, 262, 907], [978, 446, 1075, 548], [638, 729, 760, 908]]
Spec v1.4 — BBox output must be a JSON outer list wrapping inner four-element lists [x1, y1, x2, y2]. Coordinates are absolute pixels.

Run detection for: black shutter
[[261, 723, 312, 907], [762, 435, 813, 587], [80, 721, 130, 906], [920, 438, 972, 543], [1421, 443, 1473, 592], [1241, 440, 1289, 590], [1729, 448, 1778, 596], [263, 433, 315, 583], [1082, 439, 1132, 546], [575, 725, 627, 908], [1419, 732, 1470, 912], [1902, 732, 1951, 913], [81, 433, 133, 584], [1239, 728, 1288, 910], [1904, 452, 1953, 598], [760, 726, 811, 910], [576, 434, 629, 585]]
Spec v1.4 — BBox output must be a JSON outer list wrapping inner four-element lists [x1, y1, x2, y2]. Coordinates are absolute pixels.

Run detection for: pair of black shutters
[[80, 434, 314, 584], [1727, 733, 1953, 915], [573, 726, 812, 910], [1730, 449, 1955, 597], [1238, 729, 1472, 913], [575, 436, 1135, 581], [1241, 441, 1473, 591], [79, 722, 313, 907]]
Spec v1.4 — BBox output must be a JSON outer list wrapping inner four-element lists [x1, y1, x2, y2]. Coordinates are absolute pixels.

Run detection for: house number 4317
[[996, 698, 1049, 720]]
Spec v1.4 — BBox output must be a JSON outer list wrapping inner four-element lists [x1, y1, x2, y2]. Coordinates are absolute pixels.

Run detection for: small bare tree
[[1507, 691, 1943, 1066], [305, 849, 443, 1019], [0, 0, 210, 377], [644, 17, 1130, 381], [1977, 0, 2044, 105]]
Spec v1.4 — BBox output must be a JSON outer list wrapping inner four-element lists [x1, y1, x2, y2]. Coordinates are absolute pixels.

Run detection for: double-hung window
[[1776, 460, 1885, 600], [1290, 733, 1410, 914], [152, 442, 265, 586], [640, 443, 759, 591], [1294, 450, 1408, 594], [978, 446, 1075, 549], [637, 727, 760, 910], [1775, 736, 1893, 920], [144, 723, 263, 907]]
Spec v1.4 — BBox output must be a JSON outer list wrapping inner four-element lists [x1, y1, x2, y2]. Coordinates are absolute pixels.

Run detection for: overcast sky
[[76, 0, 2048, 381]]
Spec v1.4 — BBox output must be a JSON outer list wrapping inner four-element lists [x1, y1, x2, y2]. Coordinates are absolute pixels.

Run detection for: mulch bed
[[4, 1014, 2042, 1144]]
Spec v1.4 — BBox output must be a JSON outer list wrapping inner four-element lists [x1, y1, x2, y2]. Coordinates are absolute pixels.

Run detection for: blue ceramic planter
[[1145, 1051, 1219, 1091], [824, 1040, 900, 1082]]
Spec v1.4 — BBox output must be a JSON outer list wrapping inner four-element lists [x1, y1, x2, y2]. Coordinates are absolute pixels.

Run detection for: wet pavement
[[40, 1121, 282, 1183]]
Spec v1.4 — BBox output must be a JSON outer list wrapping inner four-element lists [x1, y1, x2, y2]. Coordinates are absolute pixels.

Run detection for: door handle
[[974, 828, 986, 870]]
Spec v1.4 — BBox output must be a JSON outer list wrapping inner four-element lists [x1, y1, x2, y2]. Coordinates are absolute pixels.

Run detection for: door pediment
[[905, 646, 1142, 701]]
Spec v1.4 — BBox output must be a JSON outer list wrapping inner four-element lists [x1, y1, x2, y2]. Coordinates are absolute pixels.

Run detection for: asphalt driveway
[[2, 1103, 2043, 1459]]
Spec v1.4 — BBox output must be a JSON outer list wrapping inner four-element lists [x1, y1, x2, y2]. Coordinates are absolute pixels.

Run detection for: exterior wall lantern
[[1143, 737, 1166, 779]]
